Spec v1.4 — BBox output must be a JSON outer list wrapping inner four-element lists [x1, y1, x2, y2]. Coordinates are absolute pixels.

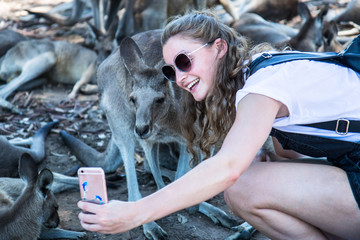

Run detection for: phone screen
[[78, 167, 108, 204]]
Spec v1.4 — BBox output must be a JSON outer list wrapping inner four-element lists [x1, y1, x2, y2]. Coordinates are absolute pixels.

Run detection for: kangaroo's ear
[[18, 153, 38, 185], [316, 3, 329, 22], [323, 21, 338, 43], [37, 168, 53, 197], [298, 2, 311, 22], [119, 37, 146, 76]]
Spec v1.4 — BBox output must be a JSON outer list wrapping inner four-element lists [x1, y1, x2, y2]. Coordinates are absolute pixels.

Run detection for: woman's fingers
[[79, 220, 102, 231], [78, 200, 101, 214], [78, 210, 98, 223]]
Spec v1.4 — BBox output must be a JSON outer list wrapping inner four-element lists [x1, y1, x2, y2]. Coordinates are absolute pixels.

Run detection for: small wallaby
[[0, 153, 86, 240], [0, 153, 57, 240]]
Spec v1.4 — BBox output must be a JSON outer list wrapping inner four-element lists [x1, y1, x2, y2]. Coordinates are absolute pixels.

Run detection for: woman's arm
[[77, 93, 282, 234]]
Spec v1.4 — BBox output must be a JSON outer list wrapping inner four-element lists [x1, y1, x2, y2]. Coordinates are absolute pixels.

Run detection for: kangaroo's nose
[[135, 125, 151, 139]]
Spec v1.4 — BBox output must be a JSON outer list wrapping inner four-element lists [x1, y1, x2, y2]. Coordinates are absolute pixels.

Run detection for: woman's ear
[[214, 38, 228, 59]]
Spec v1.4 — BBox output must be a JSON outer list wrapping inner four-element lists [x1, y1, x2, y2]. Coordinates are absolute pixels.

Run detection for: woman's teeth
[[187, 78, 199, 90]]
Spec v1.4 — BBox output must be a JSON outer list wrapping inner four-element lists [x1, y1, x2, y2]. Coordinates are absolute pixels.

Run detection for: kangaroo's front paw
[[225, 221, 256, 240], [143, 221, 168, 240], [198, 202, 238, 229]]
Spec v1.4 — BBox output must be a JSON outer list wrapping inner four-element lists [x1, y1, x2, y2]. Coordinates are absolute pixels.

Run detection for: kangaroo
[[237, 0, 299, 22], [0, 153, 86, 240], [0, 171, 80, 196], [0, 38, 97, 113], [27, 0, 113, 33], [115, 0, 239, 43], [331, 0, 360, 26], [0, 153, 57, 240], [0, 28, 27, 57], [232, 2, 329, 52], [26, 0, 86, 27], [2, 121, 82, 192], [115, 0, 168, 42], [167, 0, 239, 20], [0, 121, 57, 178], [318, 20, 345, 53], [60, 29, 244, 239], [28, 0, 238, 43]]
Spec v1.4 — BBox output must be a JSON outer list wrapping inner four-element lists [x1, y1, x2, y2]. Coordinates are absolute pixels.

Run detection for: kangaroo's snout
[[135, 124, 151, 139]]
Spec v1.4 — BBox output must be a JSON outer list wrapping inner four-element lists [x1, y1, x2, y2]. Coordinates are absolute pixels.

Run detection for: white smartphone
[[78, 167, 108, 204]]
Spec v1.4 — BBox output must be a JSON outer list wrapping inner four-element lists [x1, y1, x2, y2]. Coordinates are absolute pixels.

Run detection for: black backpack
[[246, 34, 360, 135], [247, 34, 360, 77]]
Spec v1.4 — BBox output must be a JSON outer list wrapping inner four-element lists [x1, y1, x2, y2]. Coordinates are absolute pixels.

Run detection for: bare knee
[[224, 185, 238, 213], [224, 178, 254, 218]]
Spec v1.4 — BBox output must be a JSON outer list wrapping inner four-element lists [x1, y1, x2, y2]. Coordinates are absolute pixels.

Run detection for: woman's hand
[[77, 200, 143, 234]]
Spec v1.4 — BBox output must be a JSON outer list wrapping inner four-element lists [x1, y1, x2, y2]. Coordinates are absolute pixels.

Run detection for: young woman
[[77, 11, 360, 239]]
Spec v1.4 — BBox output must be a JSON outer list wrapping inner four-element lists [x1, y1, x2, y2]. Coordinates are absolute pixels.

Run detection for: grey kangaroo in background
[[60, 29, 239, 239], [0, 38, 97, 112], [0, 121, 57, 178], [0, 120, 85, 193], [232, 2, 329, 52], [331, 0, 360, 25]]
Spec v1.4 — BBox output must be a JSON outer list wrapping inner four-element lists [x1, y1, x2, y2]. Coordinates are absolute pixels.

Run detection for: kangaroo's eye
[[156, 97, 165, 104], [129, 96, 136, 104]]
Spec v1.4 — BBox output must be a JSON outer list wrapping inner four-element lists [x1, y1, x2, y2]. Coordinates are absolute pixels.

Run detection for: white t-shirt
[[235, 54, 360, 142]]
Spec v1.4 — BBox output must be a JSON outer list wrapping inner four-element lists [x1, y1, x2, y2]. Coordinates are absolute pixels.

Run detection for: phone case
[[78, 167, 108, 204]]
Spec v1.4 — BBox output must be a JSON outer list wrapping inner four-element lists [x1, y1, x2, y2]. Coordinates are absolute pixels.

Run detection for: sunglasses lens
[[162, 65, 176, 82], [162, 53, 192, 82], [175, 53, 192, 72]]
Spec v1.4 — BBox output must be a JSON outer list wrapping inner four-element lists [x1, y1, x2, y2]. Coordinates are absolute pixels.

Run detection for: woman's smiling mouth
[[186, 78, 200, 91]]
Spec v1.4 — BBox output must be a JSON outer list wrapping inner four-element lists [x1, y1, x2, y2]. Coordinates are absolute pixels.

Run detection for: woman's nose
[[175, 69, 187, 86]]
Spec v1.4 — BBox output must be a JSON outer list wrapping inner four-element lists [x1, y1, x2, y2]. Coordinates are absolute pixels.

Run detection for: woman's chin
[[190, 84, 206, 101], [192, 92, 206, 102]]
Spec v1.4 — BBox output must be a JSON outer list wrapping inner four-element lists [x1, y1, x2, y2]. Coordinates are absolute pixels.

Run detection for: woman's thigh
[[225, 161, 360, 239]]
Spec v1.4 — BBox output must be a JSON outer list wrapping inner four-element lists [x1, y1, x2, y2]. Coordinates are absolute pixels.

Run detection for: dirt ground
[[0, 0, 353, 239]]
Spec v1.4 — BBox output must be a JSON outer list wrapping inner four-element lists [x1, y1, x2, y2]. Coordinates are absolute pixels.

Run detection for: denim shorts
[[271, 128, 360, 208]]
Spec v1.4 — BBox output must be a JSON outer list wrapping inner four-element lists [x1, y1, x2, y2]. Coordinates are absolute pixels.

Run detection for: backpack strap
[[247, 34, 360, 77], [246, 52, 340, 77], [300, 119, 360, 135]]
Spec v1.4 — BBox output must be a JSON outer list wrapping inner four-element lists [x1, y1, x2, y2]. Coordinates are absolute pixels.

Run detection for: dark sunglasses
[[162, 42, 211, 82]]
